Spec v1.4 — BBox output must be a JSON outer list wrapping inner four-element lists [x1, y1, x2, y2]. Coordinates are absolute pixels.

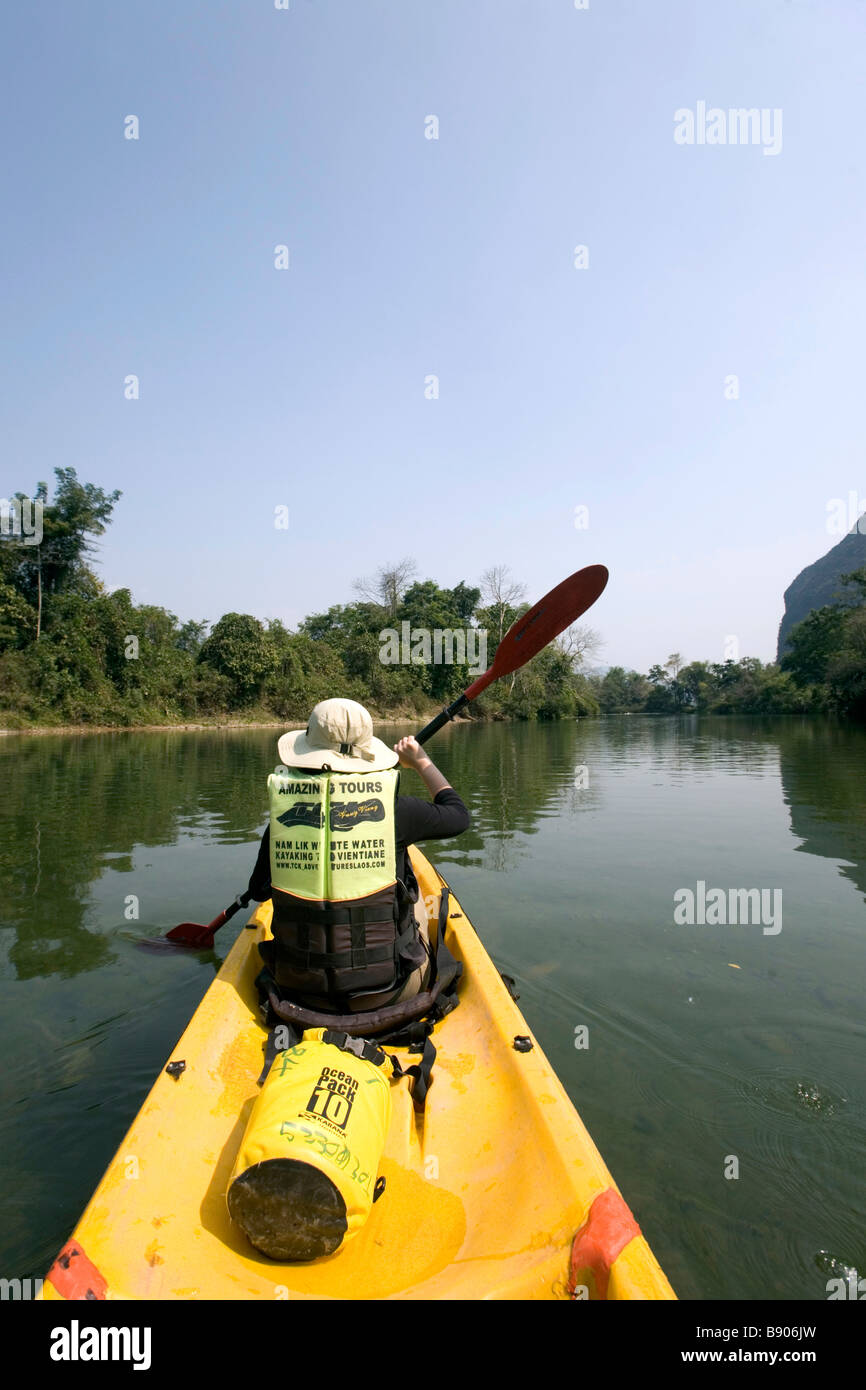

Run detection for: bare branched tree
[[665, 652, 684, 679], [353, 558, 418, 618], [479, 565, 526, 643], [557, 623, 604, 670]]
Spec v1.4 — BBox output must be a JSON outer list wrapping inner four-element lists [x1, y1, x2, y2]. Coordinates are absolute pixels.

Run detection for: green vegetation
[[589, 657, 813, 716], [0, 473, 597, 728], [780, 568, 866, 718], [587, 569, 866, 719], [776, 514, 866, 659], [2, 472, 865, 728]]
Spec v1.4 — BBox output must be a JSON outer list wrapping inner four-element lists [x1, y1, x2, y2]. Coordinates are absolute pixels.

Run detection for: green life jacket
[[266, 768, 422, 1003]]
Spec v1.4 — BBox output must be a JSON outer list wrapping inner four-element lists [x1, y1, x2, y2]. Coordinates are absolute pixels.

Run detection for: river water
[[1, 716, 863, 1300]]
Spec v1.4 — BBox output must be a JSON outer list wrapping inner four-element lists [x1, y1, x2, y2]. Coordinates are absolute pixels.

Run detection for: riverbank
[[0, 712, 461, 737]]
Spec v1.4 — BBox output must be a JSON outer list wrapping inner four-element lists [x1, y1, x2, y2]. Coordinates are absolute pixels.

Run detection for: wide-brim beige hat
[[277, 698, 399, 773]]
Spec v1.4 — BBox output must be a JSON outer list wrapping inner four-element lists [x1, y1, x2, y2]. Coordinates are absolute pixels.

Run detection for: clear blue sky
[[2, 0, 865, 671]]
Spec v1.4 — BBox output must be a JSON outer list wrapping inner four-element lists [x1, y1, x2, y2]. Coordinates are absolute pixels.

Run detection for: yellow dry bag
[[227, 1029, 394, 1261]]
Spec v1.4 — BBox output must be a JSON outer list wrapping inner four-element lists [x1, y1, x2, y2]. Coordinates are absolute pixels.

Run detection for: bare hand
[[394, 736, 432, 770]]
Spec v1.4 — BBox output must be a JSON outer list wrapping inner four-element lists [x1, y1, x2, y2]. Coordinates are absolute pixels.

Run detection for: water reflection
[[776, 720, 866, 902], [432, 719, 596, 872], [0, 732, 275, 981], [3, 718, 864, 981]]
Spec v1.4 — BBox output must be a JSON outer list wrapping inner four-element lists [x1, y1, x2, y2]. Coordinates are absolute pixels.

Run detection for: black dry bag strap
[[322, 1029, 435, 1111], [389, 1035, 437, 1112], [437, 882, 450, 942], [256, 1018, 303, 1086], [321, 1030, 388, 1068], [321, 1028, 437, 1113]]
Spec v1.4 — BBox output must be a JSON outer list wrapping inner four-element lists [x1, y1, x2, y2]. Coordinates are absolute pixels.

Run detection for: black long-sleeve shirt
[[247, 786, 470, 903]]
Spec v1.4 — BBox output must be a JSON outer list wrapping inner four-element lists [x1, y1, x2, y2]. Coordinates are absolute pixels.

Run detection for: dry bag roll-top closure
[[267, 766, 403, 999]]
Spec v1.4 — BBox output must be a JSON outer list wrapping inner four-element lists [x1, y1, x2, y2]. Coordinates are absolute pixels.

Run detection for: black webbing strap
[[390, 1036, 437, 1111], [275, 900, 390, 928], [275, 921, 418, 973], [256, 1020, 302, 1086], [297, 919, 310, 957], [323, 1028, 437, 1112], [350, 919, 366, 971], [275, 939, 393, 971], [437, 883, 450, 945], [256, 1024, 433, 1109], [321, 1030, 388, 1068]]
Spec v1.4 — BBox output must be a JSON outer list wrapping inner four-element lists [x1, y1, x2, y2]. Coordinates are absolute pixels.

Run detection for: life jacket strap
[[275, 899, 396, 928], [274, 922, 417, 974]]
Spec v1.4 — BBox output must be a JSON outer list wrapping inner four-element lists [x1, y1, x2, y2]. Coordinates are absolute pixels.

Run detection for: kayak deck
[[42, 850, 675, 1300]]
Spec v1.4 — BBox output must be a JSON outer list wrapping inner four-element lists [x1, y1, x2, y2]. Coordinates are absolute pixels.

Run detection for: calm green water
[[1, 717, 864, 1300]]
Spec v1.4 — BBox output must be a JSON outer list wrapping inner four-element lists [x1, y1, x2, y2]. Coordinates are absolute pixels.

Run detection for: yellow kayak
[[40, 849, 675, 1301]]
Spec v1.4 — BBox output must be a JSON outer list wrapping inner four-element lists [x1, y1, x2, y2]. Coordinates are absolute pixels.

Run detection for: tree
[[299, 602, 424, 710], [780, 566, 866, 717], [835, 566, 866, 605], [557, 623, 603, 670], [399, 579, 481, 631], [450, 580, 482, 621], [597, 666, 650, 712], [301, 602, 383, 647], [398, 579, 483, 702], [198, 613, 273, 706], [353, 558, 417, 618], [176, 619, 209, 655], [825, 605, 866, 718], [643, 660, 688, 711], [262, 628, 347, 718], [598, 666, 631, 711], [479, 566, 526, 644], [709, 659, 740, 690], [678, 660, 713, 710], [644, 680, 677, 712], [0, 583, 37, 652], [781, 607, 848, 687], [4, 470, 121, 640], [732, 662, 809, 715]]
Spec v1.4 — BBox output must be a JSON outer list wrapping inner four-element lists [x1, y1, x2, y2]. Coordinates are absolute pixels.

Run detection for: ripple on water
[[815, 1251, 861, 1283], [735, 1068, 848, 1123], [814, 1251, 864, 1302]]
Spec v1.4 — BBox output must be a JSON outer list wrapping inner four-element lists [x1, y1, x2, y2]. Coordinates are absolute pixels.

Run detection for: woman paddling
[[247, 698, 470, 1016]]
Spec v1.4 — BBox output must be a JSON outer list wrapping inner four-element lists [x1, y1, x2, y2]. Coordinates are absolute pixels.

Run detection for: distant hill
[[777, 518, 866, 660]]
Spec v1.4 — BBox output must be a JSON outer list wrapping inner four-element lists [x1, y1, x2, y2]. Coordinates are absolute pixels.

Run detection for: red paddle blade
[[164, 922, 219, 948], [137, 934, 208, 955], [466, 563, 609, 699], [164, 908, 229, 948]]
